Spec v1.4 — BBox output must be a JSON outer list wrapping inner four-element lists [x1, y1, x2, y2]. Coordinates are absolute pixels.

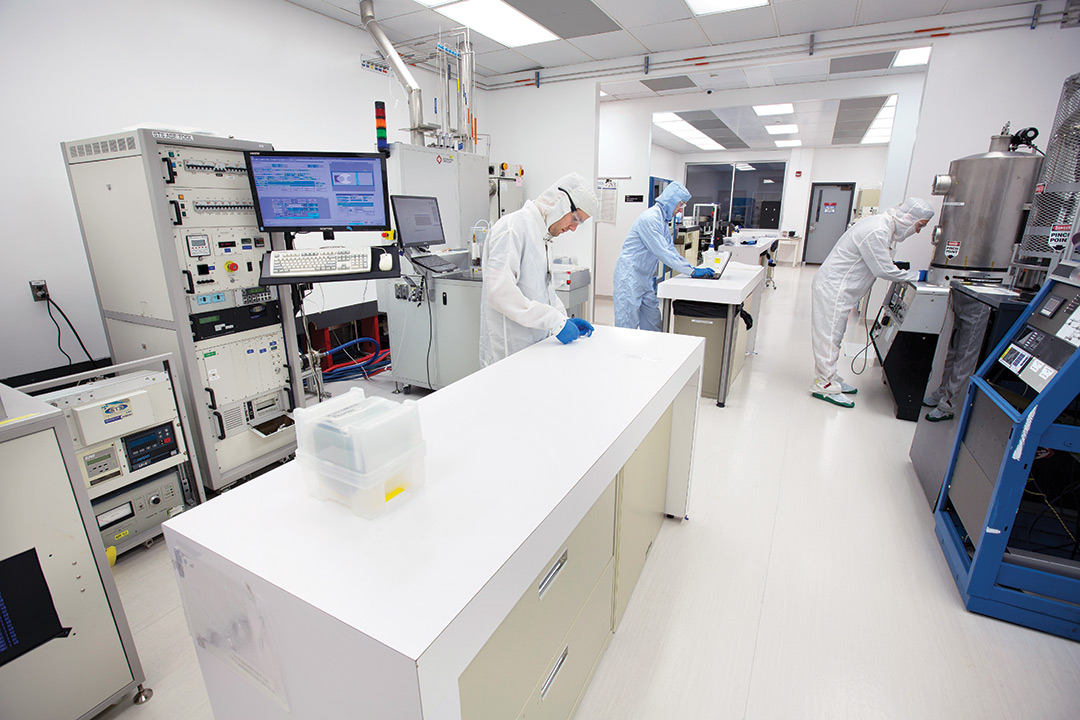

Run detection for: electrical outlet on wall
[[29, 280, 49, 302]]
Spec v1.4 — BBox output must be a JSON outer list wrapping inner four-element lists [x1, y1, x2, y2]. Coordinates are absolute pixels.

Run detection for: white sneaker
[[811, 381, 855, 408]]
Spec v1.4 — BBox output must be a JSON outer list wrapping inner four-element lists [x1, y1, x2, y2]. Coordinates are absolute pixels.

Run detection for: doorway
[[803, 183, 855, 264]]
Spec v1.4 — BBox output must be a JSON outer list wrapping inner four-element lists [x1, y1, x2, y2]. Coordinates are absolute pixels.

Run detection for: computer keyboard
[[409, 254, 460, 274], [269, 248, 371, 277]]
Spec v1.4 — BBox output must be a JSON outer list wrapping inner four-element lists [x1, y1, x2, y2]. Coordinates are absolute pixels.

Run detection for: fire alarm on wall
[[795, 171, 802, 177]]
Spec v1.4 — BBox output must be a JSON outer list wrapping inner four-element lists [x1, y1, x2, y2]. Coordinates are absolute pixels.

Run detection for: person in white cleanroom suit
[[810, 197, 935, 407], [480, 173, 599, 367], [614, 182, 715, 331]]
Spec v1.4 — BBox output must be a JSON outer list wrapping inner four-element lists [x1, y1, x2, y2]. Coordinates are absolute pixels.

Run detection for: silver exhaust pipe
[[359, 0, 425, 146]]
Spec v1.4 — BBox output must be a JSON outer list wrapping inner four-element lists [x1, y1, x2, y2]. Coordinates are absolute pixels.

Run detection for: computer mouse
[[379, 252, 393, 272]]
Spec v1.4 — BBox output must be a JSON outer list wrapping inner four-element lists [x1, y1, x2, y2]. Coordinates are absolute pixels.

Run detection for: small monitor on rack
[[391, 195, 446, 249], [245, 151, 391, 233]]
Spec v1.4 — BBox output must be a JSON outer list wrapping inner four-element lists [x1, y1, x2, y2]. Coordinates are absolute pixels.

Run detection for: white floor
[[97, 264, 1080, 720]]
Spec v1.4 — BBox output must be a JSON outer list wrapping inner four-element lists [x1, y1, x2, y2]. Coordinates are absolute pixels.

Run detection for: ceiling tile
[[689, 69, 750, 90], [858, 0, 949, 25], [742, 66, 775, 87], [942, 0, 1031, 12], [568, 30, 649, 60], [696, 6, 778, 45], [377, 10, 463, 40], [775, 0, 859, 35], [829, 52, 896, 73], [592, 0, 692, 29], [601, 79, 655, 97], [288, 0, 362, 26], [678, 110, 719, 122], [642, 75, 698, 92], [770, 58, 830, 79], [475, 48, 540, 74], [514, 39, 594, 67], [628, 19, 709, 54], [504, 0, 621, 40], [327, 0, 427, 20]]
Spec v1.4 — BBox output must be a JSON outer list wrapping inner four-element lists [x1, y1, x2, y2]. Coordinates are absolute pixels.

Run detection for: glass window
[[685, 161, 785, 230]]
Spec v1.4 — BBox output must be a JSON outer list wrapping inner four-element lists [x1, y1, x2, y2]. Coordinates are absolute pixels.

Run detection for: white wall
[[479, 79, 599, 269], [0, 0, 446, 379], [649, 145, 681, 183]]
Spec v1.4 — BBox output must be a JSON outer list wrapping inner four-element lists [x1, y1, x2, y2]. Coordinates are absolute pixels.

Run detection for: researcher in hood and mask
[[614, 182, 714, 331], [480, 173, 600, 367], [810, 197, 935, 407]]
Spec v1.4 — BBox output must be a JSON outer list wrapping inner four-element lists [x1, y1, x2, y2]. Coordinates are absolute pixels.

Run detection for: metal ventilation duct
[[359, 0, 424, 145]]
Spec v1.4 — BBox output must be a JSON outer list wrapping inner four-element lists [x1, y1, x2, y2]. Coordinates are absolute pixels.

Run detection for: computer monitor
[[391, 195, 446, 249], [245, 151, 391, 233]]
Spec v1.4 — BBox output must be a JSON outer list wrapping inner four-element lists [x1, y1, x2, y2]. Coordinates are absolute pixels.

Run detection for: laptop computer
[[697, 251, 731, 279]]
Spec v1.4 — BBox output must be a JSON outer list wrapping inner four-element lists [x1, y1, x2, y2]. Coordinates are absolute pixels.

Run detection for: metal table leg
[[662, 297, 672, 333], [717, 303, 738, 407]]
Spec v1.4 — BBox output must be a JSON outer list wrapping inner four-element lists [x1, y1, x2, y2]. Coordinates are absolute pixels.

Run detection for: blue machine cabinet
[[935, 262, 1080, 640]]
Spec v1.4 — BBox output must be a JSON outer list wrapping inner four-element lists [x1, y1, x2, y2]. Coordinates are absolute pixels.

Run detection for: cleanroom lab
[[3, 1, 1080, 720]]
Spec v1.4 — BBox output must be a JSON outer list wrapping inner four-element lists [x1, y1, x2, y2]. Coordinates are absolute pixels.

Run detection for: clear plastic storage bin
[[294, 388, 426, 518]]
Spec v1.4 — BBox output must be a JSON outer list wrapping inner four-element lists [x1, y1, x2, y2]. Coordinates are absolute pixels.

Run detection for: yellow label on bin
[[385, 487, 405, 503]]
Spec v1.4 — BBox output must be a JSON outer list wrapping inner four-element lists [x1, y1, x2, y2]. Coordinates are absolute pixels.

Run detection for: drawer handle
[[538, 550, 568, 598], [541, 647, 569, 699]]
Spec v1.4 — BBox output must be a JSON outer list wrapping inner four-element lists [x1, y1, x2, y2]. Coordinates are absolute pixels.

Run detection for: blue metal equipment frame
[[934, 270, 1080, 640]]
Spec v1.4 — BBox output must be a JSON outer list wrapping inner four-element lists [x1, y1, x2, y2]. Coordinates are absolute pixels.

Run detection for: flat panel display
[[246, 151, 391, 232], [391, 196, 446, 248]]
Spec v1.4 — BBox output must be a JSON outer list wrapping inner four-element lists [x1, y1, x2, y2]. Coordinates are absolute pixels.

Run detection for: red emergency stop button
[[225, 261, 239, 273]]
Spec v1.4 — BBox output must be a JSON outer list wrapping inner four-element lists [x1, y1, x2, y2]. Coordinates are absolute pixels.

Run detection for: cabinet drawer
[[519, 560, 615, 720], [460, 480, 616, 720]]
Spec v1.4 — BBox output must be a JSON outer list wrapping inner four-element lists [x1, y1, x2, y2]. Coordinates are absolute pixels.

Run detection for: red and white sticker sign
[[945, 240, 961, 259], [1048, 224, 1071, 252], [823, 202, 837, 214], [1035, 183, 1045, 194]]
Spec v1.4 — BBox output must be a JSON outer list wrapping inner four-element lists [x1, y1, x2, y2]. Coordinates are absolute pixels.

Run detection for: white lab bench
[[658, 262, 766, 407], [163, 326, 704, 720]]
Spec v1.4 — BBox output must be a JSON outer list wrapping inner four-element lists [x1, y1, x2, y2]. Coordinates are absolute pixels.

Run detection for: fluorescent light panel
[[762, 179, 775, 184], [884, 95, 897, 107], [435, 0, 558, 48], [686, 0, 768, 15], [414, 0, 458, 6], [774, 139, 802, 147], [765, 124, 799, 135], [735, 163, 755, 171], [691, 138, 725, 150], [893, 47, 931, 67], [653, 112, 680, 123], [753, 103, 794, 116]]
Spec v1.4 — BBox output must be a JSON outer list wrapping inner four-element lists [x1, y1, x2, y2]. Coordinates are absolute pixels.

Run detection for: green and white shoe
[[812, 382, 855, 408]]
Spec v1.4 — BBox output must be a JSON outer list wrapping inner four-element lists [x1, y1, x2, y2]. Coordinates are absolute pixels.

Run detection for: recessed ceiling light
[[600, 90, 608, 97], [762, 179, 775, 184], [691, 138, 726, 150], [435, 0, 558, 48], [413, 0, 458, 6], [861, 136, 890, 144], [774, 139, 802, 147], [884, 95, 898, 107], [735, 163, 756, 171], [893, 47, 932, 67], [753, 103, 794, 116], [685, 0, 768, 15], [765, 124, 799, 135], [653, 112, 680, 123]]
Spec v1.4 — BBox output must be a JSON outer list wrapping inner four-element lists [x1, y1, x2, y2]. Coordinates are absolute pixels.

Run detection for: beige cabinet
[[614, 406, 673, 627]]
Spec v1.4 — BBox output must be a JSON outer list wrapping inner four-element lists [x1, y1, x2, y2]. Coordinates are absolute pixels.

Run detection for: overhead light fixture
[[685, 0, 768, 15], [861, 99, 896, 145], [414, 0, 458, 6], [691, 138, 726, 150], [753, 103, 794, 116], [774, 139, 802, 147], [765, 124, 799, 135], [653, 112, 680, 123], [435, 0, 558, 48], [600, 90, 608, 97], [893, 47, 932, 67], [884, 95, 898, 107], [735, 163, 755, 171], [762, 179, 775, 184], [861, 136, 890, 144]]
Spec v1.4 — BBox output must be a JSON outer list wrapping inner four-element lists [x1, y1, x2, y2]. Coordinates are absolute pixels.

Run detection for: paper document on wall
[[598, 181, 617, 223]]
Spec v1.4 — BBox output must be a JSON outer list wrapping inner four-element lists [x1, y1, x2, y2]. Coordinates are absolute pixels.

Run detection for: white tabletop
[[657, 262, 765, 305], [725, 238, 777, 265], [164, 326, 703, 661]]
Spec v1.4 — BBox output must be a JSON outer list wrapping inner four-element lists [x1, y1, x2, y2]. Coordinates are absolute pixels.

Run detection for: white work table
[[164, 327, 704, 720], [658, 262, 765, 407]]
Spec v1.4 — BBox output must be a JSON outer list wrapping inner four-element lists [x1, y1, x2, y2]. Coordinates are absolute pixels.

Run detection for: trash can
[[672, 300, 748, 399]]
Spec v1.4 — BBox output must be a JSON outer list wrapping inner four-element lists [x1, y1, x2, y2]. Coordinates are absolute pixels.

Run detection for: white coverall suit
[[613, 182, 695, 331], [479, 173, 599, 367], [810, 198, 936, 397]]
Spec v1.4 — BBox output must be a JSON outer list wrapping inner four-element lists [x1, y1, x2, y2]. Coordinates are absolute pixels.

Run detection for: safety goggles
[[558, 187, 587, 225]]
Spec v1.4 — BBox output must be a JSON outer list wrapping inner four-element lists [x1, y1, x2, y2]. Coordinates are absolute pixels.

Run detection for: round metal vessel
[[928, 136, 1042, 283]]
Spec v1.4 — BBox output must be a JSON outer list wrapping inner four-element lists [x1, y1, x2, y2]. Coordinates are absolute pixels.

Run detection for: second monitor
[[391, 196, 446, 249]]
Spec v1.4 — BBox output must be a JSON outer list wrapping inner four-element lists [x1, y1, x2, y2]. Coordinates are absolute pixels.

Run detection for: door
[[803, 183, 855, 264]]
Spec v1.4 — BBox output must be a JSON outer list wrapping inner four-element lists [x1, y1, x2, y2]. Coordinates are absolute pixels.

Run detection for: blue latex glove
[[691, 267, 716, 279], [570, 318, 594, 337], [556, 320, 581, 344], [917, 270, 928, 282]]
